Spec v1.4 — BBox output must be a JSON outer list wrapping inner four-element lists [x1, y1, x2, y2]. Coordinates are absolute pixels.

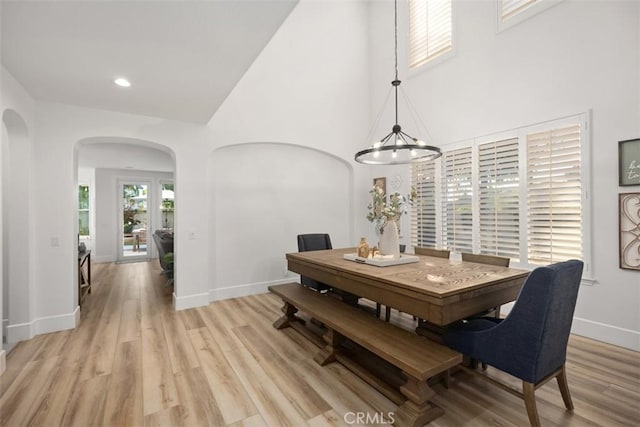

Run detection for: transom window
[[408, 0, 453, 70], [498, 0, 564, 32]]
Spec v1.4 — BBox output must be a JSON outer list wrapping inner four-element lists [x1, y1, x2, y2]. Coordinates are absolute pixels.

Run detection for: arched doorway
[[74, 137, 176, 304], [2, 109, 32, 350]]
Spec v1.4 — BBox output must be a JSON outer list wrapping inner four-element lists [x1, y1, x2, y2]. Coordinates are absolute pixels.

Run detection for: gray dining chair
[[414, 247, 451, 258], [296, 233, 359, 306], [461, 252, 510, 319], [443, 259, 584, 426], [412, 247, 451, 325], [296, 233, 333, 292]]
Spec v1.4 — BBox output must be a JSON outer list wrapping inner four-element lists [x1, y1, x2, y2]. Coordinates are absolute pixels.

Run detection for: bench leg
[[314, 329, 345, 366], [394, 373, 444, 427], [273, 301, 299, 329]]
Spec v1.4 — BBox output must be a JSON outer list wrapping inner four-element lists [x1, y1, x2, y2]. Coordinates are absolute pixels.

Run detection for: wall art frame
[[618, 138, 640, 186], [619, 192, 640, 271]]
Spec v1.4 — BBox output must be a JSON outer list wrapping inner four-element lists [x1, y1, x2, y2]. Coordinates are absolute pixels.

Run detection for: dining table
[[286, 247, 530, 329]]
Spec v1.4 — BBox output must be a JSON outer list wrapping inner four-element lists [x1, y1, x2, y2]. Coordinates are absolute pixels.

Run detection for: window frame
[[411, 112, 593, 280], [78, 183, 90, 237], [497, 0, 565, 33], [407, 0, 455, 73]]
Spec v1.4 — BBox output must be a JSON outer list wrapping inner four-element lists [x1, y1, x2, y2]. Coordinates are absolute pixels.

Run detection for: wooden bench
[[269, 283, 462, 427]]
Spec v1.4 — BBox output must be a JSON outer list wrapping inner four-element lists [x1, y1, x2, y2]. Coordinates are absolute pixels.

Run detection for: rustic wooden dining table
[[286, 248, 530, 328]]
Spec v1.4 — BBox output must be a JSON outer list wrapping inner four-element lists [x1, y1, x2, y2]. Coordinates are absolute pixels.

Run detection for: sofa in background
[[152, 229, 174, 282]]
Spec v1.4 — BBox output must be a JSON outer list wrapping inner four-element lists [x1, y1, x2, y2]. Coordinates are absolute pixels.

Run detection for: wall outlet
[[188, 231, 196, 240], [50, 237, 60, 247]]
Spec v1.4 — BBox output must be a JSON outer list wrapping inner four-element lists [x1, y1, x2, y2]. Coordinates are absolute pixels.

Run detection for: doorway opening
[[120, 181, 151, 262]]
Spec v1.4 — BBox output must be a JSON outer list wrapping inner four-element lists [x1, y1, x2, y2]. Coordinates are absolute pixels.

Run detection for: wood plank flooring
[[1, 261, 639, 426]]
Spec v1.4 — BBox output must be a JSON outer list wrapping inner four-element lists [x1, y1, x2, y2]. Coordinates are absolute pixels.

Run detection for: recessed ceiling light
[[114, 78, 131, 88]]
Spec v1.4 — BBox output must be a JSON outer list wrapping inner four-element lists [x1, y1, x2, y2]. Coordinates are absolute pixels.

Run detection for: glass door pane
[[122, 183, 149, 259]]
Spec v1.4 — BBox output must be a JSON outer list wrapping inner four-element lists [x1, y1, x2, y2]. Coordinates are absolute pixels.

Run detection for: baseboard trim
[[458, 303, 639, 351], [74, 305, 81, 328], [173, 292, 209, 311], [6, 309, 79, 344], [6, 321, 33, 343], [209, 278, 297, 302], [34, 310, 78, 335], [93, 255, 116, 263], [571, 317, 639, 351]]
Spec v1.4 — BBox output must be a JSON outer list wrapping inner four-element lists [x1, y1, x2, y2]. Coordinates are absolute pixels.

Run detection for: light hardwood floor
[[1, 261, 639, 426]]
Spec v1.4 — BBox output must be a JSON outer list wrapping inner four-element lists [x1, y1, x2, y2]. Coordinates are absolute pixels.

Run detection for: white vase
[[379, 221, 400, 259]]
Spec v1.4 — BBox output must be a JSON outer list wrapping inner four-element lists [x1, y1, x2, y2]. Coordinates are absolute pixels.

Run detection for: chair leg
[[556, 365, 574, 411], [523, 381, 540, 427], [376, 303, 381, 318], [494, 305, 501, 319], [385, 306, 391, 322]]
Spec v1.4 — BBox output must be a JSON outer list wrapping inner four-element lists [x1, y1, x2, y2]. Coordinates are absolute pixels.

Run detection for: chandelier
[[354, 0, 441, 165]]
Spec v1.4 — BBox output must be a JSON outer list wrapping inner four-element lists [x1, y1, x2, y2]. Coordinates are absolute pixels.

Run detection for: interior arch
[[208, 142, 354, 297], [74, 136, 177, 304], [2, 109, 32, 349]]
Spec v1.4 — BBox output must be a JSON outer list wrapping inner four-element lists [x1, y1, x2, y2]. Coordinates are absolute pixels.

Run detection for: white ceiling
[[1, 0, 298, 124]]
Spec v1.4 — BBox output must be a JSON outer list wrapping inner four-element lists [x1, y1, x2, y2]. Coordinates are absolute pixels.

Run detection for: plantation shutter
[[409, 0, 452, 70], [478, 138, 520, 261], [500, 0, 538, 21], [411, 160, 437, 247], [441, 147, 473, 253], [527, 124, 582, 265]]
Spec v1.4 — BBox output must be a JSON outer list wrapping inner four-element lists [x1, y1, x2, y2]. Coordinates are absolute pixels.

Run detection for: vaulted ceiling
[[1, 0, 298, 124]]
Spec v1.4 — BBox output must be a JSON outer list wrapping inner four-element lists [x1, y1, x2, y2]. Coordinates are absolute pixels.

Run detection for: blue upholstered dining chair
[[443, 260, 584, 426]]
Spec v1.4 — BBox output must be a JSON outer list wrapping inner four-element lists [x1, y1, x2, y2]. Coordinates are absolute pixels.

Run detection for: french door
[[119, 181, 152, 262]]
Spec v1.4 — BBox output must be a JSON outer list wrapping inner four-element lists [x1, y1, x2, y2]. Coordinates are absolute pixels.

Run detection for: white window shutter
[[411, 160, 437, 247], [409, 0, 452, 70], [441, 147, 473, 253], [500, 0, 538, 21], [526, 124, 582, 265], [478, 138, 520, 261]]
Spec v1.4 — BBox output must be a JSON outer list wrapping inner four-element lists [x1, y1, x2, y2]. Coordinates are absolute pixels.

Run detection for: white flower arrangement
[[367, 186, 416, 235]]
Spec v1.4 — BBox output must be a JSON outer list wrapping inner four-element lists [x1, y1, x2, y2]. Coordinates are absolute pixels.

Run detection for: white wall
[[9, 0, 635, 352], [33, 102, 208, 318], [210, 143, 352, 299], [0, 0, 4, 375], [369, 0, 640, 350], [205, 0, 371, 299], [1, 66, 36, 344], [0, 0, 372, 338]]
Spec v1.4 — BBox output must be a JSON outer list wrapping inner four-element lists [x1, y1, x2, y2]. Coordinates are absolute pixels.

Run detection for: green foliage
[[163, 252, 174, 286], [367, 185, 416, 234], [78, 185, 90, 235]]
